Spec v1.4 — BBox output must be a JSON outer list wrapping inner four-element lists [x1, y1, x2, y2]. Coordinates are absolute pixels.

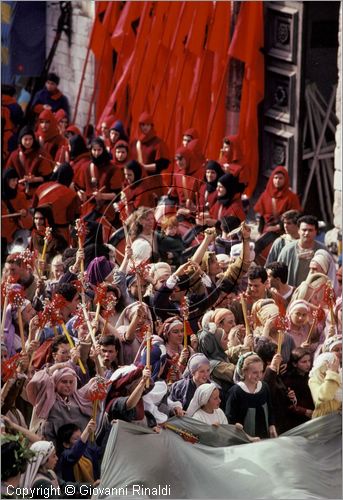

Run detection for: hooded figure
[[210, 173, 246, 221], [1, 168, 32, 244], [219, 135, 247, 184], [26, 367, 95, 440], [77, 137, 116, 204], [115, 302, 154, 365], [5, 126, 53, 197], [121, 159, 153, 212], [199, 160, 224, 211], [68, 134, 91, 188], [109, 120, 128, 145], [186, 382, 228, 425], [20, 440, 57, 490], [130, 111, 170, 198], [254, 166, 301, 226], [168, 353, 211, 411], [36, 109, 68, 161], [170, 146, 200, 206]]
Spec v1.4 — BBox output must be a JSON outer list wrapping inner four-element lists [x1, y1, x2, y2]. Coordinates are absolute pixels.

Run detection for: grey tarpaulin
[[96, 413, 342, 499]]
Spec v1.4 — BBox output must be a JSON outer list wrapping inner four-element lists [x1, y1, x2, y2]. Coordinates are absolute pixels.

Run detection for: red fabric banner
[[88, 1, 264, 198]]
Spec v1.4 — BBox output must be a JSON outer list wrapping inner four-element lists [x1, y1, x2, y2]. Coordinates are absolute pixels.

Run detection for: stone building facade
[[46, 1, 95, 130]]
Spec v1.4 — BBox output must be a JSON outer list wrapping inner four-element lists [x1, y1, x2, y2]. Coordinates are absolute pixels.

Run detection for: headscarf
[[37, 109, 60, 142], [2, 168, 19, 200], [310, 249, 337, 287], [149, 262, 171, 283], [204, 160, 224, 193], [65, 124, 82, 136], [86, 256, 115, 286], [115, 302, 153, 331], [55, 109, 68, 124], [161, 317, 183, 343], [140, 341, 167, 381], [110, 120, 128, 142], [174, 146, 192, 171], [138, 111, 156, 142], [230, 242, 256, 262], [183, 128, 199, 141], [69, 134, 89, 160], [264, 166, 290, 198], [183, 353, 210, 379], [234, 352, 259, 382], [186, 382, 219, 417], [18, 126, 40, 151], [20, 441, 55, 489], [197, 327, 228, 367], [323, 335, 342, 353], [222, 135, 242, 163], [287, 300, 310, 317], [90, 137, 112, 166], [125, 159, 144, 185], [26, 367, 92, 419], [251, 299, 279, 327], [212, 308, 232, 326], [309, 352, 341, 393], [50, 162, 74, 186], [291, 272, 330, 303], [217, 173, 246, 206]]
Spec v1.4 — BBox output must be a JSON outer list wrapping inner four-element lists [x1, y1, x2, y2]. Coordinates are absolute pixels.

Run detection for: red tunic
[[31, 182, 81, 244], [6, 147, 53, 199], [218, 135, 248, 185], [1, 193, 32, 243], [199, 184, 218, 211], [254, 166, 302, 224], [78, 160, 116, 196], [36, 109, 68, 161], [210, 196, 246, 222], [130, 112, 170, 198], [120, 179, 156, 214], [170, 147, 200, 206], [71, 152, 91, 190]]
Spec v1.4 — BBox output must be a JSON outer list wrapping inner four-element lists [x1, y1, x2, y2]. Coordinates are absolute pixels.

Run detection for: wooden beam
[[303, 87, 326, 220], [302, 85, 337, 209]]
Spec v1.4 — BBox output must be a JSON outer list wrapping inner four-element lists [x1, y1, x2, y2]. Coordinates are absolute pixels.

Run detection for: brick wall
[[333, 4, 342, 230], [46, 1, 95, 131]]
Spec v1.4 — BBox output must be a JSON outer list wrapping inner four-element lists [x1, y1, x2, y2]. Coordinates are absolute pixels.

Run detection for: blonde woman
[[225, 352, 277, 439]]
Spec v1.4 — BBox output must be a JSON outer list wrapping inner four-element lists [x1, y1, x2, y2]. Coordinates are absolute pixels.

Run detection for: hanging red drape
[[88, 1, 264, 197], [228, 1, 264, 196]]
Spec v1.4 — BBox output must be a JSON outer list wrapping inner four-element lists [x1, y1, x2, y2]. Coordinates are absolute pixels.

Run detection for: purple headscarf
[[86, 256, 114, 286]]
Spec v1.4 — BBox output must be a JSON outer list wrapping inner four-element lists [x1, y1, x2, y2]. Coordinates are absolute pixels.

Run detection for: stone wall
[[46, 1, 95, 131], [333, 3, 342, 230]]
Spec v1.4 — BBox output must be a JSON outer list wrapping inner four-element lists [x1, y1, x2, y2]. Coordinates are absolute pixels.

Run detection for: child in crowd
[[56, 419, 101, 483], [158, 216, 185, 268]]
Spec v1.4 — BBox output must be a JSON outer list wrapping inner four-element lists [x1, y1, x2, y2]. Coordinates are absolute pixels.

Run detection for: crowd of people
[[1, 73, 342, 499]]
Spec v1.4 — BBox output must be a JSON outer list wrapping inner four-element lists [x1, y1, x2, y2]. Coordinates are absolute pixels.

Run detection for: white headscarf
[[309, 352, 342, 402], [20, 441, 55, 489], [186, 383, 219, 417], [311, 250, 336, 286], [115, 301, 153, 330]]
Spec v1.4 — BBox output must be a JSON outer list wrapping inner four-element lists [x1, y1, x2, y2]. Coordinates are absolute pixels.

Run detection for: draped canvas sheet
[[97, 414, 342, 499]]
